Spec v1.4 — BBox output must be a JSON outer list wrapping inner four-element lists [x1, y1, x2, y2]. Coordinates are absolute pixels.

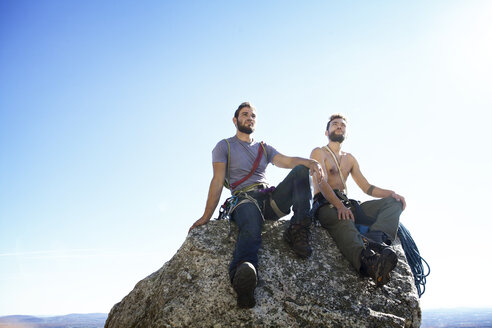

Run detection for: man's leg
[[318, 202, 398, 286], [228, 202, 262, 308], [317, 204, 365, 271], [360, 197, 403, 242], [269, 165, 311, 223], [229, 202, 263, 280], [268, 165, 313, 258], [357, 197, 401, 286]]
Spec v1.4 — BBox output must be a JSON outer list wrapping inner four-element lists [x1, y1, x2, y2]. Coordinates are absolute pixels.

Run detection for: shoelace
[[292, 226, 310, 242]]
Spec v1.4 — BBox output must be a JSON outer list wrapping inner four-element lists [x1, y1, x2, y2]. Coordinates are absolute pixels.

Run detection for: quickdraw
[[217, 196, 239, 221], [216, 195, 240, 237]]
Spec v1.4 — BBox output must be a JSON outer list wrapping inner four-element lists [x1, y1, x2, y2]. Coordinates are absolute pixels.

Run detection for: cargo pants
[[315, 193, 403, 271]]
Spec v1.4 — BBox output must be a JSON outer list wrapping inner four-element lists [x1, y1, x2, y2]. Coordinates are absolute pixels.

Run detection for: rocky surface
[[105, 220, 421, 328]]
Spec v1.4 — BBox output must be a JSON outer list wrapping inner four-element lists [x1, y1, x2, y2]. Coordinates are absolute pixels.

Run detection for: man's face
[[234, 107, 256, 134], [326, 118, 346, 143]]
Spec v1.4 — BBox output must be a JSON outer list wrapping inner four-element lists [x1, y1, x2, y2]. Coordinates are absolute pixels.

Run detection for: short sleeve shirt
[[212, 136, 279, 193]]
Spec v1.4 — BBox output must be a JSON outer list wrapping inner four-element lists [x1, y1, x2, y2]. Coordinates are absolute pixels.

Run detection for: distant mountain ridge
[[421, 308, 492, 328], [0, 313, 107, 328], [1, 308, 492, 327]]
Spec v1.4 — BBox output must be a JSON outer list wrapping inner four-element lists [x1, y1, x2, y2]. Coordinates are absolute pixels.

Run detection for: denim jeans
[[228, 165, 311, 281]]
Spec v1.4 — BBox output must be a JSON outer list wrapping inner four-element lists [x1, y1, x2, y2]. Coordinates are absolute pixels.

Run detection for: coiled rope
[[397, 223, 430, 297]]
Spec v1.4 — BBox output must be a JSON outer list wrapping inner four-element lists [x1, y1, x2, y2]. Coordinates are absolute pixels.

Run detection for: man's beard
[[329, 131, 345, 143], [238, 121, 254, 134]]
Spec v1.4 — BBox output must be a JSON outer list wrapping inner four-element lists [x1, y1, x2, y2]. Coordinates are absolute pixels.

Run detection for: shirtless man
[[310, 114, 406, 286], [189, 102, 323, 308]]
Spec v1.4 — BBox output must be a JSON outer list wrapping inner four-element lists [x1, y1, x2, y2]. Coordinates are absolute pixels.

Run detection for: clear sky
[[1, 0, 491, 316]]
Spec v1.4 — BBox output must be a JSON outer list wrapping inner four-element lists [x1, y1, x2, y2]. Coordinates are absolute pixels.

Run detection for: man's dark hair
[[326, 114, 347, 130], [234, 102, 255, 119]]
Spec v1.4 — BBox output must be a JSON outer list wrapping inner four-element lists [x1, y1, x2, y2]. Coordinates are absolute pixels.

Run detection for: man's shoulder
[[215, 137, 235, 147], [216, 137, 276, 152], [342, 150, 354, 158], [315, 146, 356, 162], [260, 141, 278, 157], [260, 140, 275, 148], [342, 151, 357, 164], [312, 146, 325, 153], [314, 145, 336, 156]]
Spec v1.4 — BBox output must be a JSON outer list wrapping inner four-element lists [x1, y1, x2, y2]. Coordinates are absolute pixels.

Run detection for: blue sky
[[1, 0, 491, 316]]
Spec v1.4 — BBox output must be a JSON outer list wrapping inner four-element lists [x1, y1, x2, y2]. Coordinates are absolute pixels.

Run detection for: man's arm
[[350, 155, 406, 210], [189, 162, 226, 232], [310, 148, 354, 221], [271, 153, 324, 181]]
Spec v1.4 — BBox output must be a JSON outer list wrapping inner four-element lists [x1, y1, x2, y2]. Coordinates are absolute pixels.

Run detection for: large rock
[[105, 220, 421, 328]]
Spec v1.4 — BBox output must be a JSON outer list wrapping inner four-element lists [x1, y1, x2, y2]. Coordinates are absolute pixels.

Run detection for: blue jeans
[[228, 165, 311, 281]]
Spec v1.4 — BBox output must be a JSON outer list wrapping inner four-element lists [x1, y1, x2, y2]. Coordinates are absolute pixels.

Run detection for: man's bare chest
[[324, 156, 351, 181]]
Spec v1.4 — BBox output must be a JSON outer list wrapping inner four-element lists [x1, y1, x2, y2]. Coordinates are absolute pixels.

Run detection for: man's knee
[[292, 164, 309, 177], [383, 197, 404, 211], [242, 231, 262, 245], [317, 206, 339, 227], [236, 218, 262, 245]]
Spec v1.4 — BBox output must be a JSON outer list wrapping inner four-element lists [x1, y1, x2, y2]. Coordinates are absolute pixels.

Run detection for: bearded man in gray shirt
[[189, 102, 323, 308]]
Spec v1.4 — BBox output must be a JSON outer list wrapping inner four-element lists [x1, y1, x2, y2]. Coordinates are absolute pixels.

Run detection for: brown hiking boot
[[232, 262, 257, 308], [284, 218, 312, 258], [360, 248, 398, 287]]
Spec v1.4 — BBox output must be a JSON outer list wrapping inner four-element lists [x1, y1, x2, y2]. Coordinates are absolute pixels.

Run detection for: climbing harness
[[216, 138, 270, 236], [397, 224, 430, 297], [216, 186, 272, 236]]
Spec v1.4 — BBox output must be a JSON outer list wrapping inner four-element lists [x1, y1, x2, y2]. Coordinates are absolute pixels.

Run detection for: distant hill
[[0, 313, 107, 328], [1, 308, 491, 328], [421, 308, 492, 328]]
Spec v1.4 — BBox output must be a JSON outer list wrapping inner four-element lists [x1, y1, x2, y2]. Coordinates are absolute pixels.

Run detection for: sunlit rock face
[[105, 220, 421, 328]]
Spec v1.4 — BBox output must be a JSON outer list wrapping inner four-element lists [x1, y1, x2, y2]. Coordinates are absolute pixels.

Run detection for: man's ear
[[325, 130, 329, 137], [233, 117, 237, 127]]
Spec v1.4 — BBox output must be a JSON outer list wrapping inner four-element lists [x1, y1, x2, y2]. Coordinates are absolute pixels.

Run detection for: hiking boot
[[232, 262, 257, 308], [360, 247, 398, 287], [284, 218, 312, 258]]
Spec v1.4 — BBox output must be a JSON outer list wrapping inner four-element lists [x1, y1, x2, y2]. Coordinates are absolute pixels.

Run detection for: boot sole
[[375, 250, 398, 287], [232, 263, 257, 308]]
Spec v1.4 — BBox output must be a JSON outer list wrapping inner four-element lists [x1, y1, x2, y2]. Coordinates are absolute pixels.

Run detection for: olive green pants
[[317, 197, 403, 271]]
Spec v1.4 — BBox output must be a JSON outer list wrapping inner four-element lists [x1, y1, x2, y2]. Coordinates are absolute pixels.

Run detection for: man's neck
[[236, 131, 253, 143], [327, 141, 342, 154]]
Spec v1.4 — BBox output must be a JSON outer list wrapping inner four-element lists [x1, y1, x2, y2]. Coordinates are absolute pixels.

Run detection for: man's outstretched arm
[[350, 155, 406, 210], [189, 162, 226, 232], [271, 153, 324, 181]]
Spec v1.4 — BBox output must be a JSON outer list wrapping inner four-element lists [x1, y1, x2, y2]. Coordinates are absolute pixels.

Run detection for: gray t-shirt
[[212, 136, 279, 193]]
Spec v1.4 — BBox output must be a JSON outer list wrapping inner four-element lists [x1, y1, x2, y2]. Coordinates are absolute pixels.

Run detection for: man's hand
[[391, 192, 406, 210], [336, 205, 354, 221], [307, 159, 325, 182], [189, 217, 210, 233]]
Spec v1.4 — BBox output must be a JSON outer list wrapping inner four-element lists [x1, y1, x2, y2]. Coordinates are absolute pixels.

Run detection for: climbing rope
[[397, 223, 430, 297]]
